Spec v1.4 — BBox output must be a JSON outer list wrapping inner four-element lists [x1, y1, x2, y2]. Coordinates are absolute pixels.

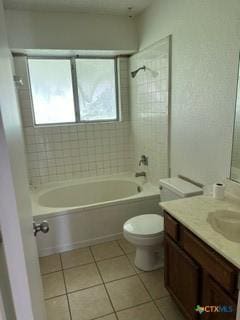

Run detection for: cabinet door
[[165, 235, 200, 320], [202, 274, 236, 320]]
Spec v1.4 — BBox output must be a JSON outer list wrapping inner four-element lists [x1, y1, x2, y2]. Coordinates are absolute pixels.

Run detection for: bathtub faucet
[[139, 155, 148, 166], [135, 171, 146, 178]]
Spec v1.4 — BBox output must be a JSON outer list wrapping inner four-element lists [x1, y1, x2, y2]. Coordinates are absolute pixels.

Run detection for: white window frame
[[27, 56, 119, 126]]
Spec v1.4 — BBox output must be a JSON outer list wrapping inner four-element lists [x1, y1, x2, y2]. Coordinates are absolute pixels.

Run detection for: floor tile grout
[[42, 239, 176, 320], [125, 252, 168, 320], [91, 311, 117, 320], [41, 248, 128, 276], [44, 266, 145, 298], [66, 282, 104, 296], [113, 300, 157, 314], [59, 253, 73, 320], [89, 246, 120, 320], [45, 293, 67, 301]]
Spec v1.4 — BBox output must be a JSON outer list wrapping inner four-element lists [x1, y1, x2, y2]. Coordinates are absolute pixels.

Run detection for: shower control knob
[[33, 220, 49, 236]]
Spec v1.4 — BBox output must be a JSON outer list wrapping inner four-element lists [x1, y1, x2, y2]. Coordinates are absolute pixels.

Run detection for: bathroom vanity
[[161, 195, 240, 320]]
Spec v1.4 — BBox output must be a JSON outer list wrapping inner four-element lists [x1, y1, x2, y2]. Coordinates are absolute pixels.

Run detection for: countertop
[[160, 195, 240, 269]]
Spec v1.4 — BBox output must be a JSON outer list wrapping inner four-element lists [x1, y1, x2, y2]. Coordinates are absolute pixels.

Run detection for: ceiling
[[3, 0, 154, 16]]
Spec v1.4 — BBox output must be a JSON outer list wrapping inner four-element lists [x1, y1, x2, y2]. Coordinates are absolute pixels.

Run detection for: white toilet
[[123, 177, 203, 271]]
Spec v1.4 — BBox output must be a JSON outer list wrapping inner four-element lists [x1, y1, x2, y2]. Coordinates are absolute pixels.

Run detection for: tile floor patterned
[[155, 296, 187, 320], [41, 239, 186, 320], [61, 247, 94, 269], [117, 238, 135, 254], [45, 295, 71, 320], [42, 271, 66, 299], [117, 302, 164, 320], [105, 275, 151, 311], [64, 263, 102, 292], [39, 254, 62, 275], [97, 255, 135, 282], [139, 269, 169, 299], [91, 241, 124, 261], [69, 285, 113, 320]]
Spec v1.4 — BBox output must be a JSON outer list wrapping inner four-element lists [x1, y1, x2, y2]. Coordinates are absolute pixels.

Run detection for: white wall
[[130, 37, 170, 185], [232, 68, 240, 169], [137, 0, 240, 184], [5, 9, 137, 52]]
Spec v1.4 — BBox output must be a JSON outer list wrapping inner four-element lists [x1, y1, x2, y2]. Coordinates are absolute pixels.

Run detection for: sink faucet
[[135, 171, 146, 177], [139, 155, 148, 166]]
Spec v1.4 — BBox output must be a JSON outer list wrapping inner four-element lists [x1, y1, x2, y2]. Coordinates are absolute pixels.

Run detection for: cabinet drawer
[[180, 227, 238, 295], [164, 212, 179, 241]]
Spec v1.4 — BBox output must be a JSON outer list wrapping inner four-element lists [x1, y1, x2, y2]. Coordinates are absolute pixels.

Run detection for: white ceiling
[[3, 0, 154, 16]]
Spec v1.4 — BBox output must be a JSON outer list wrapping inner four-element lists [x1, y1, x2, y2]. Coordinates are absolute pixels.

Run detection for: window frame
[[27, 56, 119, 127]]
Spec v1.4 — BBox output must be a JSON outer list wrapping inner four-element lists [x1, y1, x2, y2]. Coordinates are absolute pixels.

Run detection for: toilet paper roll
[[213, 183, 225, 200]]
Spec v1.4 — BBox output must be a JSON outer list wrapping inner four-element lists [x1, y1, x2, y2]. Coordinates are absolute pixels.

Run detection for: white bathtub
[[32, 174, 160, 256]]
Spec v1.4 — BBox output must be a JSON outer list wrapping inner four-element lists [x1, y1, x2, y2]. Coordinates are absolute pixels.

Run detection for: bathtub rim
[[31, 173, 160, 219]]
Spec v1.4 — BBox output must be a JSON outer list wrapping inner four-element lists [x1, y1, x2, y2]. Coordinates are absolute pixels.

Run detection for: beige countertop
[[160, 195, 240, 269]]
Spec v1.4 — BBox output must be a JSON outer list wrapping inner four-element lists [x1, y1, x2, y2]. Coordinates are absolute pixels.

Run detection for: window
[[76, 59, 117, 121], [28, 59, 75, 125], [28, 57, 118, 125]]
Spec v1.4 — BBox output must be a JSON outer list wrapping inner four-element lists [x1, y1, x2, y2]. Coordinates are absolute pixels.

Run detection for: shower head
[[131, 65, 146, 78]]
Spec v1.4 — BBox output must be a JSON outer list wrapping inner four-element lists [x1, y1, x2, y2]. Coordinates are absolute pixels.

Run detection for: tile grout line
[[113, 301, 158, 315], [136, 270, 168, 320], [41, 243, 126, 276], [41, 241, 171, 319], [46, 274, 142, 299], [92, 241, 160, 318], [44, 258, 152, 298], [59, 253, 73, 320], [125, 252, 168, 320], [89, 245, 121, 320], [93, 301, 162, 320]]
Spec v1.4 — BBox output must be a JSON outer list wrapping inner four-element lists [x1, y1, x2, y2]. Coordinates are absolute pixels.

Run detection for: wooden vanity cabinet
[[165, 235, 200, 319], [202, 273, 237, 320], [164, 211, 238, 320]]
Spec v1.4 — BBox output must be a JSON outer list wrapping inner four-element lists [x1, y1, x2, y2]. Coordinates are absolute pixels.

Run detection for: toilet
[[123, 177, 203, 271]]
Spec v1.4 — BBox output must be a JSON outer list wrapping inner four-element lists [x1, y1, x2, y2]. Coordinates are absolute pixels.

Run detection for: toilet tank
[[159, 177, 203, 202]]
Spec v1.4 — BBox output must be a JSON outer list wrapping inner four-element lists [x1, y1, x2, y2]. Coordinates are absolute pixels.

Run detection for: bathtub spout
[[135, 172, 146, 178]]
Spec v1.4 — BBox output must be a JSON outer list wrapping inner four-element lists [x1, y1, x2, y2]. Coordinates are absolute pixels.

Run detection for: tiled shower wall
[[15, 40, 170, 187], [129, 37, 170, 185], [14, 56, 133, 186]]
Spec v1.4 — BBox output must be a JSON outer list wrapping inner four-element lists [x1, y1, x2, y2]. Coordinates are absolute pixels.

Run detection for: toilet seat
[[123, 214, 164, 238]]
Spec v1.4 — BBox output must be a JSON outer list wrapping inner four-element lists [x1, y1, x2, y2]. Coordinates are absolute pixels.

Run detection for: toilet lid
[[124, 214, 164, 237]]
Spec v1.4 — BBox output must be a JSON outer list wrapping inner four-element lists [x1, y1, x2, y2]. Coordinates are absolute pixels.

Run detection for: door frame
[[0, 0, 46, 318]]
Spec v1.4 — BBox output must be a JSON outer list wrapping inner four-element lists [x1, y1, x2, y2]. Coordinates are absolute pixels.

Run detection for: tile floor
[[40, 238, 186, 320]]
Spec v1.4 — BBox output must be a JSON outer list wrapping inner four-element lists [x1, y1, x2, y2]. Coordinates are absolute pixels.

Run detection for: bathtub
[[32, 173, 160, 256]]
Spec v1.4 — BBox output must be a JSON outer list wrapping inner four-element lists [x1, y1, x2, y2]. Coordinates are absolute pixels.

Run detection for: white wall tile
[[129, 37, 170, 185], [14, 56, 133, 186]]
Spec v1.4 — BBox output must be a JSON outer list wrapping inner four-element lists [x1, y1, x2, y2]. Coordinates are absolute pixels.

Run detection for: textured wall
[[129, 37, 170, 185], [137, 0, 240, 184], [231, 67, 240, 180], [15, 56, 133, 185], [232, 83, 240, 170], [5, 9, 137, 52]]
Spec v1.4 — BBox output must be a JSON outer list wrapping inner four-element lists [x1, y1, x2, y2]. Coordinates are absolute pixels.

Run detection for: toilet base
[[134, 247, 164, 271]]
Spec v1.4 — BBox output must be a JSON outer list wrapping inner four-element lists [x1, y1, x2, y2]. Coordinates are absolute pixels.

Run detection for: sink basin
[[207, 210, 240, 242]]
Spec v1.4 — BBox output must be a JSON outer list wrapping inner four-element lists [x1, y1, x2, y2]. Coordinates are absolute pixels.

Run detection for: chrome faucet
[[139, 155, 148, 166], [135, 171, 146, 177]]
